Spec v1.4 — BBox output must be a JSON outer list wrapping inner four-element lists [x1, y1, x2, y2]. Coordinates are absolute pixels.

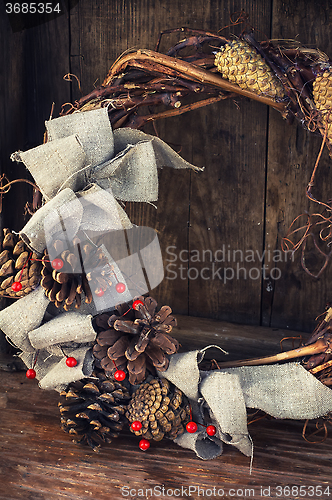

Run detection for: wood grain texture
[[68, 0, 273, 321], [0, 3, 71, 230], [0, 317, 331, 500], [176, 313, 305, 361], [262, 0, 332, 332], [0, 8, 30, 234]]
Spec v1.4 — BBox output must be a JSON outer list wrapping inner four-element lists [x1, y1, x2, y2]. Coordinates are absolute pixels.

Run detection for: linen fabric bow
[[1, 107, 201, 390]]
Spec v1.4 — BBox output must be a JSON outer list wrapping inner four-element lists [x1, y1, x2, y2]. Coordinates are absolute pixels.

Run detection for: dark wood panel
[[0, 9, 30, 235], [263, 0, 332, 332], [188, 99, 269, 323], [0, 6, 25, 353], [68, 0, 273, 321], [162, 0, 272, 322], [0, 5, 71, 231], [0, 5, 71, 354]]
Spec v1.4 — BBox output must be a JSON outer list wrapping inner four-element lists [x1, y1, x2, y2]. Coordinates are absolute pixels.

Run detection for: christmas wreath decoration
[[1, 24, 332, 460]]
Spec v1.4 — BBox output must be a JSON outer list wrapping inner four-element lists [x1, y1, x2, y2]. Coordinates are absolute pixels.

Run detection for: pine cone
[[313, 70, 332, 144], [41, 238, 97, 310], [0, 228, 41, 298], [214, 39, 285, 100], [92, 297, 179, 385], [58, 369, 130, 451], [126, 378, 190, 441]]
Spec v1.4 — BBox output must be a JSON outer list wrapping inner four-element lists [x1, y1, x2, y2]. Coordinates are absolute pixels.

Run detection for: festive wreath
[[1, 25, 332, 460]]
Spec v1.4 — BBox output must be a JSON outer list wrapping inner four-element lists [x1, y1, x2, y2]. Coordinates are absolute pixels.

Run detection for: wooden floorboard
[[0, 318, 331, 499]]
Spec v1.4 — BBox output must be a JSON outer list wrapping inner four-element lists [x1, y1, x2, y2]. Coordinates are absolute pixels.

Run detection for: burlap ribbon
[[0, 286, 96, 391], [20, 346, 94, 392], [0, 287, 50, 353], [159, 348, 332, 460], [3, 107, 201, 388]]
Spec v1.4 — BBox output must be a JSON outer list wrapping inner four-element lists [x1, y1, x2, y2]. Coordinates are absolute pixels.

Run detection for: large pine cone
[[92, 296, 179, 385], [59, 369, 130, 451], [313, 70, 332, 145], [126, 378, 190, 441], [0, 228, 41, 298], [214, 39, 285, 100]]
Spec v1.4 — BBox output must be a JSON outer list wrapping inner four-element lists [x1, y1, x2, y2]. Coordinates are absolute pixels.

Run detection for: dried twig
[[104, 48, 288, 114], [213, 336, 330, 369]]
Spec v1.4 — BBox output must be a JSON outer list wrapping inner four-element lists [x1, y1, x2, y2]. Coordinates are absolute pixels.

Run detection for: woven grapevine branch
[[62, 29, 328, 139], [59, 27, 332, 277]]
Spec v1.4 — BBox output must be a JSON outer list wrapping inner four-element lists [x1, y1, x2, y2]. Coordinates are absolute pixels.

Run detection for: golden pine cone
[[0, 228, 41, 298], [313, 70, 332, 143], [126, 378, 190, 442], [59, 369, 130, 451], [214, 39, 285, 100]]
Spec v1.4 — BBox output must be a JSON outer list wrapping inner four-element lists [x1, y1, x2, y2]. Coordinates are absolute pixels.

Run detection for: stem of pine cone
[[305, 307, 332, 346], [119, 94, 227, 129], [104, 49, 288, 115], [154, 27, 229, 52], [214, 337, 330, 369]]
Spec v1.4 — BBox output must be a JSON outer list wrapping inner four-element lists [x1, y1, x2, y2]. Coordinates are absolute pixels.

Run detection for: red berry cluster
[[186, 421, 216, 436]]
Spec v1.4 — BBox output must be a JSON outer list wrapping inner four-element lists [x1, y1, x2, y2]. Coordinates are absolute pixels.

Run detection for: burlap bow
[[159, 348, 332, 460], [12, 106, 201, 252], [2, 107, 201, 389]]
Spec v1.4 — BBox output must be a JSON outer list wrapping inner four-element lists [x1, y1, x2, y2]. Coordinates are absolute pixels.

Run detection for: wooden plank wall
[[1, 0, 332, 340]]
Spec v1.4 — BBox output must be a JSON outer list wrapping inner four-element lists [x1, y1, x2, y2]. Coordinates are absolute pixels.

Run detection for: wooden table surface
[[0, 317, 331, 500]]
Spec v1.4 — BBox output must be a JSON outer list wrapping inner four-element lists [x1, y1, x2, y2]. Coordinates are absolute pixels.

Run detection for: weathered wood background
[[1, 324, 332, 499], [1, 0, 332, 344]]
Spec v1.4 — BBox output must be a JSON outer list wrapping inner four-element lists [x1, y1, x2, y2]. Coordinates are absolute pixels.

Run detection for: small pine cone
[[58, 369, 130, 451], [41, 239, 94, 310], [92, 297, 179, 385], [214, 39, 285, 100], [0, 229, 41, 298], [126, 378, 190, 441], [313, 70, 332, 144]]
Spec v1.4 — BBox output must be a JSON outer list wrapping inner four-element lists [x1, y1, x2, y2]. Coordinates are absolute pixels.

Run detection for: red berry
[[139, 438, 150, 451], [11, 281, 22, 292], [51, 258, 64, 270], [26, 368, 36, 379], [186, 421, 198, 433], [132, 299, 144, 310], [95, 288, 105, 297], [131, 421, 142, 432], [114, 369, 126, 381], [65, 357, 77, 367], [206, 425, 216, 436], [115, 282, 126, 293]]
